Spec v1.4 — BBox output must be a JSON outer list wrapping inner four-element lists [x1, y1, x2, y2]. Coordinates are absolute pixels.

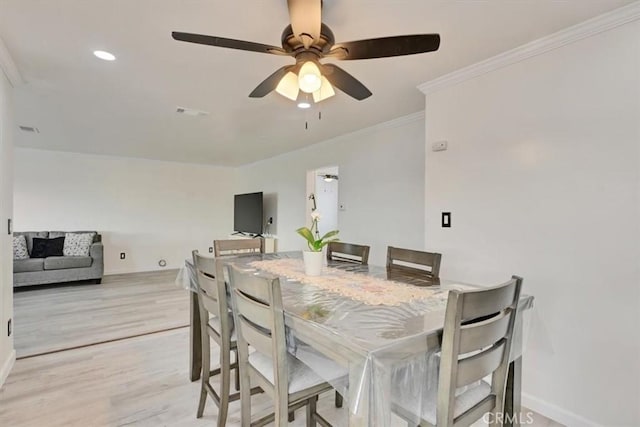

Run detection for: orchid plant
[[296, 211, 339, 252]]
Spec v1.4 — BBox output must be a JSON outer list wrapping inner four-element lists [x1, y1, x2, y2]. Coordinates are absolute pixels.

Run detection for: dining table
[[175, 251, 534, 427]]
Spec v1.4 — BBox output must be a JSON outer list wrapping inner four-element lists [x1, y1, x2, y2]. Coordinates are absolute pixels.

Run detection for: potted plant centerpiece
[[296, 211, 339, 276]]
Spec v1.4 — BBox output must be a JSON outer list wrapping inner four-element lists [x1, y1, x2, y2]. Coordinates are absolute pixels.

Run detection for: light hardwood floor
[[3, 271, 564, 426], [14, 270, 189, 357], [0, 328, 563, 427]]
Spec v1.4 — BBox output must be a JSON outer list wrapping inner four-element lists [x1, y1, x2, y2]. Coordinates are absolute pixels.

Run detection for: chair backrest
[[228, 264, 288, 399], [326, 241, 370, 265], [436, 276, 523, 427], [386, 246, 442, 278], [192, 250, 232, 340], [214, 239, 264, 257]]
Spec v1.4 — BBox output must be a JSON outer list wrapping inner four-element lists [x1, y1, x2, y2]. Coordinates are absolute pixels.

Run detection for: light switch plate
[[442, 212, 451, 228]]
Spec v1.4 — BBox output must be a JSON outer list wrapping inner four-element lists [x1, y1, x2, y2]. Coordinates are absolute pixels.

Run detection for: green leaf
[[320, 230, 339, 241], [296, 227, 316, 246]]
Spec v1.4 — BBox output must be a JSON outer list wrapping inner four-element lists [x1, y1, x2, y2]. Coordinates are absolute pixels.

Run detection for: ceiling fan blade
[[328, 34, 440, 60], [172, 32, 289, 55], [287, 0, 321, 49], [249, 66, 293, 98], [321, 64, 372, 101]]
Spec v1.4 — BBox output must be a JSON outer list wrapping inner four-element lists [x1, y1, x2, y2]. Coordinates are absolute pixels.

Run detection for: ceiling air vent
[[19, 126, 39, 133], [176, 107, 209, 117]]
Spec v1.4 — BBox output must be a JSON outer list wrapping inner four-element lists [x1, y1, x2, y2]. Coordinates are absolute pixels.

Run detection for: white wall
[[423, 21, 640, 427], [0, 69, 15, 387], [236, 113, 425, 267], [14, 149, 236, 274]]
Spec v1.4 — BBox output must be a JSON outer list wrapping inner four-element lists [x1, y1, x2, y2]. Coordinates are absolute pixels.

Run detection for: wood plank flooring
[[14, 270, 189, 357], [2, 270, 564, 426]]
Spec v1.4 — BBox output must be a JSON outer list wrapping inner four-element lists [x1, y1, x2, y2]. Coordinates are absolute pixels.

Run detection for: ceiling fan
[[172, 0, 440, 105]]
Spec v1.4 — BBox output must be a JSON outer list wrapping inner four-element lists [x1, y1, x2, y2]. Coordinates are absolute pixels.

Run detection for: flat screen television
[[233, 192, 263, 236]]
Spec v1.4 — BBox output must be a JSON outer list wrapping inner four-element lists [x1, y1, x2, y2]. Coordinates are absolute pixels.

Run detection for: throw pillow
[[63, 232, 95, 257], [47, 236, 65, 256], [31, 237, 66, 258], [13, 235, 29, 260]]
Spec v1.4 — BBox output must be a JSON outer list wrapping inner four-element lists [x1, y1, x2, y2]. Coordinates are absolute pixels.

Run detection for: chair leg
[[238, 346, 252, 427], [233, 348, 241, 391], [197, 333, 210, 418], [217, 347, 231, 427], [196, 385, 207, 419], [334, 391, 343, 408], [306, 396, 317, 427]]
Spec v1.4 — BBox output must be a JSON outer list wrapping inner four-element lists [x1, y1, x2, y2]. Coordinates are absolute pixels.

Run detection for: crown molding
[[0, 36, 23, 87], [418, 2, 640, 95]]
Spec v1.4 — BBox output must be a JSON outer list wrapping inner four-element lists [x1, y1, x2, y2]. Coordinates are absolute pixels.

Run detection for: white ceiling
[[0, 0, 632, 166]]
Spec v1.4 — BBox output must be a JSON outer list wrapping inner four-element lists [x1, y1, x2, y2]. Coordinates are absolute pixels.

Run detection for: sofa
[[13, 231, 104, 287]]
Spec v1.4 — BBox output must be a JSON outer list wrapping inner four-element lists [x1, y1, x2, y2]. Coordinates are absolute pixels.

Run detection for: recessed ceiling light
[[93, 50, 116, 61], [297, 102, 311, 109]]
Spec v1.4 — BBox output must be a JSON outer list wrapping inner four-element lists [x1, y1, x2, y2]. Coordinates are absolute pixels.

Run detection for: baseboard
[[104, 267, 180, 276], [0, 349, 16, 388], [523, 392, 603, 427]]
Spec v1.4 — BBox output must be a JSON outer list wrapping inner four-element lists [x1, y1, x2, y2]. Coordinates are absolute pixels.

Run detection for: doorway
[[306, 166, 339, 235]]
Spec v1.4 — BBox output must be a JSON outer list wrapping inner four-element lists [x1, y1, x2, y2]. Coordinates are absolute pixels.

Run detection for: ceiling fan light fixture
[[275, 71, 300, 101], [313, 76, 335, 103], [298, 61, 322, 93], [297, 92, 313, 109], [322, 174, 339, 182]]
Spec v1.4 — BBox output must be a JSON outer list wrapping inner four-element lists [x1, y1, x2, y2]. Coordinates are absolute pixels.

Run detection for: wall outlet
[[208, 247, 213, 253], [120, 252, 126, 260], [432, 141, 448, 152], [7, 318, 11, 337]]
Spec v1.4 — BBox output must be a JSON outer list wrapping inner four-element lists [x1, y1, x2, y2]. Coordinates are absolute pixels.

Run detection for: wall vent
[[19, 125, 39, 133], [176, 107, 209, 117]]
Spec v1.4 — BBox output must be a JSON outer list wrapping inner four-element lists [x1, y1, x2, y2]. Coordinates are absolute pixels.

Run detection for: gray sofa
[[14, 231, 104, 287]]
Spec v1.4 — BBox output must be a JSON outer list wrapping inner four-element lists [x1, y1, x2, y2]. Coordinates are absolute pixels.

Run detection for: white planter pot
[[303, 250, 323, 276]]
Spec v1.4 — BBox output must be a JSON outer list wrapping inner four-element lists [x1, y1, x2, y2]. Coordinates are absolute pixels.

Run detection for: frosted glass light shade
[[313, 76, 335, 103], [276, 72, 300, 101], [298, 61, 322, 93]]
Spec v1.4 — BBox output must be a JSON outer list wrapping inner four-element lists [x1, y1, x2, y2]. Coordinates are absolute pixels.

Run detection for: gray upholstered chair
[[192, 250, 253, 427], [326, 241, 370, 265], [386, 246, 442, 278], [392, 276, 523, 427], [228, 264, 346, 426], [214, 238, 264, 257]]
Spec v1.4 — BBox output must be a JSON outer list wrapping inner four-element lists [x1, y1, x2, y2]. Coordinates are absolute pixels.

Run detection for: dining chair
[[326, 241, 370, 265], [392, 276, 523, 427], [228, 264, 346, 426], [192, 250, 245, 427], [214, 238, 264, 256], [386, 246, 442, 278]]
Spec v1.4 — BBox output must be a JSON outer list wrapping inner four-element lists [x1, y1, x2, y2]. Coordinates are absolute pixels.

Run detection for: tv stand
[[231, 231, 264, 239], [227, 234, 276, 253]]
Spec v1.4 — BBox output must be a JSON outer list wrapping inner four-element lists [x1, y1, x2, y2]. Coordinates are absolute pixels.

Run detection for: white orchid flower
[[310, 211, 321, 221]]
